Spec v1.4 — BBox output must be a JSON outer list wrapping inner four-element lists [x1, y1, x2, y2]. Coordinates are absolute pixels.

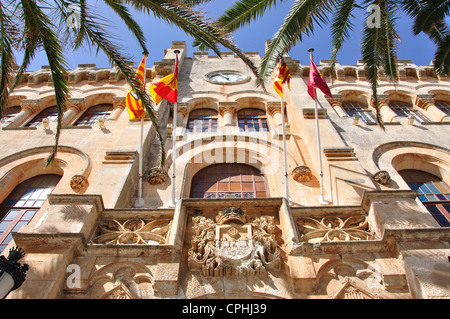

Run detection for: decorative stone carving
[[373, 170, 391, 185], [291, 165, 312, 182], [146, 167, 169, 185], [296, 215, 374, 242], [188, 207, 280, 278], [88, 262, 153, 299], [91, 218, 172, 245], [330, 278, 381, 299], [70, 175, 88, 191]]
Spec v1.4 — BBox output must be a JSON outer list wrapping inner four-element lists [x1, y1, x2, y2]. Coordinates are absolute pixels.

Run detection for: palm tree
[[216, 0, 450, 127], [0, 0, 260, 166]]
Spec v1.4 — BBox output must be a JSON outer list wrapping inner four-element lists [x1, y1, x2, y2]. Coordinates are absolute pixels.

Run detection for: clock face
[[207, 72, 246, 84]]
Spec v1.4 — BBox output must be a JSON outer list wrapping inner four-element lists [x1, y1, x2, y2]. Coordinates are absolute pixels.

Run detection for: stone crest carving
[[70, 174, 88, 191], [373, 170, 391, 185], [146, 167, 169, 185], [292, 165, 312, 182], [188, 207, 280, 277]]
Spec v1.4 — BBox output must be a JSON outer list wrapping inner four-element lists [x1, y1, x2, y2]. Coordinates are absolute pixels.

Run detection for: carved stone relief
[[91, 218, 172, 245], [88, 262, 154, 299], [373, 170, 391, 185], [296, 215, 375, 242], [188, 207, 281, 278]]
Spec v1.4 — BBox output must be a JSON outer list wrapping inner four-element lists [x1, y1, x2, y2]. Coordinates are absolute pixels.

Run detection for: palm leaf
[[0, 3, 17, 117], [21, 0, 70, 165], [361, 0, 399, 129], [260, 0, 333, 83], [218, 0, 283, 32], [126, 0, 263, 87], [74, 3, 167, 168], [329, 0, 359, 76]]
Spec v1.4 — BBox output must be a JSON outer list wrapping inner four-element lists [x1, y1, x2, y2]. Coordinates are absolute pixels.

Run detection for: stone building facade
[[1, 41, 449, 299]]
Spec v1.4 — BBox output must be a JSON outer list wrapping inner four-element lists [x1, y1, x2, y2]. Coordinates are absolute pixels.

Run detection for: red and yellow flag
[[273, 57, 291, 98], [150, 54, 179, 105], [308, 58, 332, 100], [126, 55, 147, 120]]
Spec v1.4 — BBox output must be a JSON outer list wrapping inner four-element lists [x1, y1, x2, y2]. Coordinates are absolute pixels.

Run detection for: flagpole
[[135, 53, 148, 208], [308, 48, 328, 205], [280, 95, 291, 205], [169, 50, 180, 207]]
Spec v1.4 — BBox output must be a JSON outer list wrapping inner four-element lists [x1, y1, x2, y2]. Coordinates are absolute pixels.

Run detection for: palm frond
[[74, 5, 166, 168], [260, 0, 333, 82], [21, 0, 70, 165], [126, 0, 263, 88], [0, 3, 17, 117], [361, 0, 399, 129], [218, 0, 282, 32], [329, 0, 358, 76], [103, 0, 147, 53]]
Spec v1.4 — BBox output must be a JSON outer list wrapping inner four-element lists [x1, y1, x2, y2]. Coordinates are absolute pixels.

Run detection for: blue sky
[[23, 0, 437, 71]]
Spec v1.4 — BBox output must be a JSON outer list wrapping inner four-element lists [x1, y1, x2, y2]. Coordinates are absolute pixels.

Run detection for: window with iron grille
[[187, 108, 218, 133], [342, 101, 376, 124], [25, 106, 58, 127], [435, 100, 450, 115], [389, 101, 430, 123], [238, 108, 269, 132], [190, 164, 268, 199], [0, 174, 61, 253], [400, 169, 450, 227], [75, 104, 113, 126]]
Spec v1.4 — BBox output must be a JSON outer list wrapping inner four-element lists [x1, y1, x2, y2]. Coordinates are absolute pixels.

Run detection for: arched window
[[187, 109, 218, 133], [190, 164, 268, 199], [0, 174, 61, 253], [342, 101, 376, 124], [75, 104, 113, 126], [25, 106, 59, 127], [399, 169, 450, 227], [435, 100, 450, 115], [238, 108, 269, 132], [389, 101, 430, 123], [1, 106, 21, 124]]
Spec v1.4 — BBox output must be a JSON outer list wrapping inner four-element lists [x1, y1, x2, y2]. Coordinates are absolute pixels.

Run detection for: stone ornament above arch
[[369, 141, 450, 188], [0, 145, 92, 197]]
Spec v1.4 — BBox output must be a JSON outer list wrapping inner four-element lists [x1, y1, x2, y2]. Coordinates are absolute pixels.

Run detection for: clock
[[206, 71, 248, 84]]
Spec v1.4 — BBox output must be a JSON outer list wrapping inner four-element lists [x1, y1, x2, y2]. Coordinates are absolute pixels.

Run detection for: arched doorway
[[399, 169, 450, 227], [0, 174, 62, 252], [190, 164, 268, 199]]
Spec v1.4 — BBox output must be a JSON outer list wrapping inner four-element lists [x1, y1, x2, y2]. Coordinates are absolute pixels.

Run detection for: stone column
[[415, 94, 449, 122], [326, 95, 347, 118], [4, 99, 40, 128], [372, 95, 397, 122], [108, 96, 126, 121], [62, 98, 85, 125], [267, 101, 282, 126], [219, 102, 237, 126], [177, 103, 189, 126]]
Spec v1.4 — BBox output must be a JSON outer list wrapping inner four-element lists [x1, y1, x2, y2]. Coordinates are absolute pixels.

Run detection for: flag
[[308, 58, 332, 100], [273, 57, 291, 98], [150, 54, 179, 105], [126, 55, 147, 120]]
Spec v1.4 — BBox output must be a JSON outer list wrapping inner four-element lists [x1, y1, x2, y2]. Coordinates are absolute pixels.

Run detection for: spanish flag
[[150, 54, 179, 105], [126, 55, 147, 120], [273, 57, 291, 98]]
